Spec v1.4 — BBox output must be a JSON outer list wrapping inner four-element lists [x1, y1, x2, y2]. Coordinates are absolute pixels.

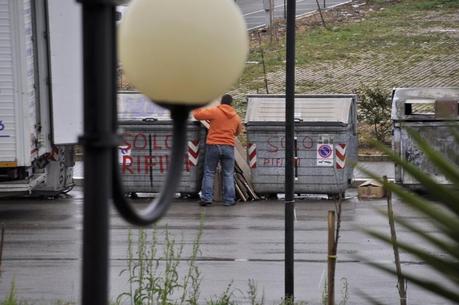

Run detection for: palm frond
[[365, 261, 459, 303], [450, 127, 459, 148], [356, 289, 387, 305], [373, 208, 459, 259], [359, 166, 459, 240], [365, 229, 459, 284], [362, 127, 459, 304], [370, 141, 459, 215]]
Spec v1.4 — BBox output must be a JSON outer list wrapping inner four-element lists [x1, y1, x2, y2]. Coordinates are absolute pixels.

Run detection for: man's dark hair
[[221, 94, 233, 105]]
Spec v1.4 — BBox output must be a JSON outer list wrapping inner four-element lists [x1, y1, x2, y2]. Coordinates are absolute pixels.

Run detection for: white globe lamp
[[118, 0, 249, 106]]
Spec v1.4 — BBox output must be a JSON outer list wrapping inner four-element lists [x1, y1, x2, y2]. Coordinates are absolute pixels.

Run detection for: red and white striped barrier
[[336, 143, 346, 169], [248, 143, 256, 168], [187, 140, 200, 166]]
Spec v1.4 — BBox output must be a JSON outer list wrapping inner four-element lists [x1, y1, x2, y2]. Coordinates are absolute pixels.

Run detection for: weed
[[321, 277, 349, 305], [116, 221, 203, 305], [278, 296, 307, 305], [0, 279, 77, 305], [247, 279, 264, 305], [321, 279, 328, 305], [207, 282, 237, 305], [1, 280, 17, 305], [338, 278, 349, 305]]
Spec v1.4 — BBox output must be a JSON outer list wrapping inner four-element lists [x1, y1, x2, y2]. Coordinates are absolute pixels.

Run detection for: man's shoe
[[223, 202, 236, 206], [199, 201, 212, 206]]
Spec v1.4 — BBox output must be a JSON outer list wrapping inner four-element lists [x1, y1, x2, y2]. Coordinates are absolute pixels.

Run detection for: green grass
[[411, 0, 459, 10]]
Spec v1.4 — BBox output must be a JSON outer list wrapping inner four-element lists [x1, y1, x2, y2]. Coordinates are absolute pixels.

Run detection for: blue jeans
[[201, 144, 235, 204]]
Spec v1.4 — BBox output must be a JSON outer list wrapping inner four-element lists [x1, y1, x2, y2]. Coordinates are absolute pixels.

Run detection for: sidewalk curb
[[74, 177, 83, 187], [358, 155, 391, 162]]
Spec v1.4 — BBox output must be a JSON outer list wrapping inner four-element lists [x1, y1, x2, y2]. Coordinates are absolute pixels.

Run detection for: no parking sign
[[317, 144, 334, 166]]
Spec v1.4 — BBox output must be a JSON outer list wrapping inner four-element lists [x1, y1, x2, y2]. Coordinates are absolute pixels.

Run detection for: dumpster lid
[[118, 91, 196, 121], [391, 87, 459, 121], [245, 95, 355, 124]]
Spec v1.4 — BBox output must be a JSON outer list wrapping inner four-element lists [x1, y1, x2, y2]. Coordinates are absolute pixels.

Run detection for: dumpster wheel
[[328, 192, 345, 201], [260, 193, 277, 200], [180, 193, 200, 200]]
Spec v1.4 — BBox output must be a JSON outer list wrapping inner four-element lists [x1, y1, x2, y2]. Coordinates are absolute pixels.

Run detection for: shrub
[[355, 84, 392, 146]]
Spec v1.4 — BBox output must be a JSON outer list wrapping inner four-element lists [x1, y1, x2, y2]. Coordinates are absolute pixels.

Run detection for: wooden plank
[[235, 181, 247, 202], [235, 165, 259, 200], [241, 176, 259, 200], [234, 138, 251, 181], [236, 173, 250, 201]]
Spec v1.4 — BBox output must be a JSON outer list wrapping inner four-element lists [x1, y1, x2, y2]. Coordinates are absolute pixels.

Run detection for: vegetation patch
[[229, 0, 459, 148]]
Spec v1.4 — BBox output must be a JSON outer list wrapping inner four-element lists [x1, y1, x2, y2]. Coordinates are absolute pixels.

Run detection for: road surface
[[117, 0, 352, 31], [0, 187, 453, 305], [237, 0, 351, 30]]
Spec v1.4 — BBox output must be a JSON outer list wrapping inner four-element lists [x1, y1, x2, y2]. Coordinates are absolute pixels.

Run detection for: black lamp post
[[285, 0, 296, 300], [77, 2, 117, 305]]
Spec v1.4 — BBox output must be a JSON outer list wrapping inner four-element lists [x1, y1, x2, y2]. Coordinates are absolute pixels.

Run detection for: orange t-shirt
[[192, 104, 243, 146]]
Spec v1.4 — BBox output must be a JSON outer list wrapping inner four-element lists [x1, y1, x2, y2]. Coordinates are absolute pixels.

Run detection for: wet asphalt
[[0, 186, 454, 305]]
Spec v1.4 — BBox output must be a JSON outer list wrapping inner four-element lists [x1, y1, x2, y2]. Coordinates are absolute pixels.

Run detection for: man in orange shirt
[[192, 94, 243, 206]]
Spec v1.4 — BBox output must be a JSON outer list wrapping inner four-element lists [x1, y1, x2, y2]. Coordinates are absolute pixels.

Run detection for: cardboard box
[[358, 179, 385, 199]]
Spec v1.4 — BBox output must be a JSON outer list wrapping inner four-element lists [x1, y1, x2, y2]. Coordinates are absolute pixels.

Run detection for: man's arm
[[235, 119, 244, 136], [192, 107, 216, 121]]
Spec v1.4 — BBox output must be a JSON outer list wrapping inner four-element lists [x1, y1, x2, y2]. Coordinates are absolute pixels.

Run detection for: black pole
[[284, 0, 287, 19], [78, 2, 116, 305], [285, 0, 295, 300]]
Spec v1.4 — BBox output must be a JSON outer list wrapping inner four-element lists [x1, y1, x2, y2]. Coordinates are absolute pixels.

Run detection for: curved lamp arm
[[112, 107, 191, 226]]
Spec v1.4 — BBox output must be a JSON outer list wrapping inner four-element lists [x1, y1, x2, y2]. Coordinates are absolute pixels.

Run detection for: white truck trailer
[[0, 0, 82, 196]]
